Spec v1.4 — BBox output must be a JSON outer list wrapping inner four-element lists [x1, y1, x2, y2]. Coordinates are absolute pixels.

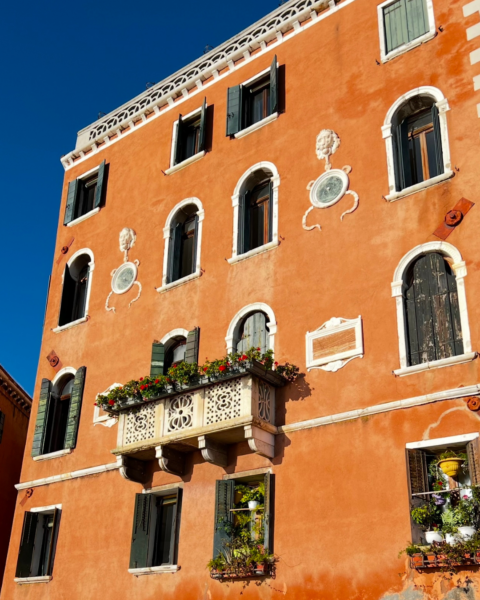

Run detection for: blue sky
[[0, 0, 279, 395]]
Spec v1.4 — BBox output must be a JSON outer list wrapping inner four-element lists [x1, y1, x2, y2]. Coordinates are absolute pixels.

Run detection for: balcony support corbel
[[244, 425, 275, 459], [117, 455, 149, 484], [198, 436, 228, 468], [155, 445, 185, 476]]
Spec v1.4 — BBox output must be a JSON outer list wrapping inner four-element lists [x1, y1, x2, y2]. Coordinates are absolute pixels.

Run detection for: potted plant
[[411, 502, 443, 543], [437, 451, 467, 479], [455, 495, 476, 540], [236, 483, 265, 511]]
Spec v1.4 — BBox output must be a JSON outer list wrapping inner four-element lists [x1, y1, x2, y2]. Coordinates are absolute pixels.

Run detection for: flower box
[[411, 554, 425, 568], [209, 563, 272, 581]]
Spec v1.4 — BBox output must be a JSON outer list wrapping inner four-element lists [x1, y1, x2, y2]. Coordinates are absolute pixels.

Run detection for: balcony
[[108, 362, 286, 479]]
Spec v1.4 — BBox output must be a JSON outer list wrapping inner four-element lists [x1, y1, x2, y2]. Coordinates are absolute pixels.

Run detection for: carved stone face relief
[[303, 129, 359, 232], [105, 228, 142, 313]]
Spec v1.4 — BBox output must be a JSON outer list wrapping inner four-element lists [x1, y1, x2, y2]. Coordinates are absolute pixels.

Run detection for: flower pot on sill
[[438, 458, 464, 479], [426, 531, 443, 544], [425, 552, 436, 563], [254, 563, 266, 575], [446, 533, 458, 544], [248, 501, 259, 510], [458, 526, 475, 540], [475, 551, 480, 564], [411, 554, 425, 568]]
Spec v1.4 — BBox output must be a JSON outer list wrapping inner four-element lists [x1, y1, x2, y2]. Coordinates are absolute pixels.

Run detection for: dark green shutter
[[406, 449, 428, 544], [170, 487, 183, 565], [267, 180, 274, 243], [130, 494, 155, 569], [174, 115, 186, 165], [150, 342, 165, 377], [16, 512, 38, 578], [58, 264, 76, 327], [431, 104, 444, 177], [45, 508, 59, 576], [198, 98, 207, 153], [192, 214, 199, 271], [185, 328, 200, 364], [167, 223, 182, 283], [383, 0, 408, 53], [0, 411, 5, 443], [64, 179, 78, 225], [226, 85, 243, 136], [400, 120, 412, 190], [263, 473, 274, 552], [467, 438, 480, 486], [237, 191, 246, 255], [64, 367, 86, 449], [269, 55, 278, 115], [94, 160, 106, 209], [31, 379, 52, 457], [406, 0, 428, 43], [213, 480, 235, 558]]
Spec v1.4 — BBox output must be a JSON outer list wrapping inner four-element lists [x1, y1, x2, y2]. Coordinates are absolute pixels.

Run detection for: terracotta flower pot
[[438, 458, 464, 479]]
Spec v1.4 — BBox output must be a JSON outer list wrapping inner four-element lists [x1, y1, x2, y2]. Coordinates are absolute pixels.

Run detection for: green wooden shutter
[[399, 120, 412, 190], [263, 473, 274, 552], [16, 512, 38, 578], [64, 367, 86, 449], [467, 438, 480, 486], [185, 328, 200, 364], [0, 411, 5, 443], [45, 508, 59, 576], [383, 0, 408, 53], [170, 487, 183, 565], [269, 55, 278, 115], [213, 480, 235, 558], [174, 115, 186, 165], [150, 343, 165, 377], [167, 223, 182, 283], [192, 214, 200, 271], [405, 0, 428, 43], [237, 191, 247, 255], [198, 98, 207, 153], [406, 449, 428, 544], [64, 179, 78, 225], [58, 264, 76, 327], [94, 160, 106, 209], [129, 494, 155, 569], [267, 180, 274, 243], [431, 104, 444, 177], [31, 379, 52, 457], [226, 85, 243, 136]]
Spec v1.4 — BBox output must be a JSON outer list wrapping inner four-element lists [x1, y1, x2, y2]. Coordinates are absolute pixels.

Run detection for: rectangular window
[[172, 98, 207, 168], [129, 488, 182, 571], [226, 55, 279, 137], [407, 110, 440, 184], [382, 0, 429, 55], [63, 160, 107, 226], [15, 508, 60, 579]]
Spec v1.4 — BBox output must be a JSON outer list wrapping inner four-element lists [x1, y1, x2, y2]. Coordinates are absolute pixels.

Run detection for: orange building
[[0, 366, 31, 591], [5, 0, 480, 597]]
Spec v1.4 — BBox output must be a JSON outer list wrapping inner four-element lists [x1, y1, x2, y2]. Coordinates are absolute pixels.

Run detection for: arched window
[[225, 303, 277, 354], [58, 251, 94, 327], [150, 328, 200, 377], [383, 88, 452, 199], [230, 162, 280, 262], [45, 375, 74, 454], [160, 199, 204, 289], [392, 242, 473, 374], [164, 336, 187, 371]]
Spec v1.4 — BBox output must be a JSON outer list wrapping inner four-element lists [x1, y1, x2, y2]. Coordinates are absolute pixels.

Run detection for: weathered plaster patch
[[381, 584, 425, 600], [422, 406, 470, 439]]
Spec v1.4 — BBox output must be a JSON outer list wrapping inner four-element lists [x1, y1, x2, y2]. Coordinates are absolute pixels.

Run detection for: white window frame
[[228, 161, 280, 264], [94, 383, 120, 427], [157, 198, 204, 293], [225, 302, 277, 354], [128, 483, 182, 576], [406, 432, 479, 451], [165, 105, 206, 175], [306, 316, 363, 372], [53, 248, 95, 333], [382, 87, 453, 202], [14, 504, 62, 585], [392, 241, 475, 376], [66, 165, 102, 227], [377, 0, 436, 63]]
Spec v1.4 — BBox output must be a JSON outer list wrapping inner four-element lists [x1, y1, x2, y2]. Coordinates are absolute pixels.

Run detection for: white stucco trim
[[94, 383, 121, 427], [33, 449, 72, 462], [377, 0, 436, 63], [385, 170, 454, 202], [230, 162, 280, 261], [15, 461, 121, 490], [391, 241, 472, 371], [30, 504, 62, 513], [160, 329, 189, 345], [227, 240, 279, 264], [52, 316, 88, 333], [66, 207, 100, 227], [67, 247, 95, 269], [165, 151, 205, 175], [129, 565, 180, 576], [234, 112, 278, 139], [225, 302, 277, 354], [407, 432, 479, 450], [158, 198, 204, 290], [15, 576, 52, 585], [52, 367, 77, 388], [394, 352, 477, 376], [382, 88, 451, 199]]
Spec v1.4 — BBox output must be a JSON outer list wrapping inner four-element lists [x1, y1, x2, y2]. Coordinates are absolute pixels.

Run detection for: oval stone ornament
[[111, 262, 137, 294], [310, 169, 349, 209]]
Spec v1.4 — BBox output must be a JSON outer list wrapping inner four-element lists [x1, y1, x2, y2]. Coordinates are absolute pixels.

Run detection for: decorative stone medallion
[[310, 169, 349, 209], [106, 228, 142, 313], [111, 262, 138, 295]]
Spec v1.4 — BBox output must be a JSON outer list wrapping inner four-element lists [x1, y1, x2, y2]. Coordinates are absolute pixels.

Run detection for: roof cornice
[[0, 365, 32, 417], [62, 0, 330, 170]]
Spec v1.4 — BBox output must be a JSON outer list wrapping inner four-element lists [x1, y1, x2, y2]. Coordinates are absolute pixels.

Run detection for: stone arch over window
[[382, 87, 453, 200], [160, 198, 204, 289], [58, 249, 95, 328], [160, 328, 190, 372], [226, 303, 277, 354], [229, 162, 280, 262], [391, 242, 473, 374]]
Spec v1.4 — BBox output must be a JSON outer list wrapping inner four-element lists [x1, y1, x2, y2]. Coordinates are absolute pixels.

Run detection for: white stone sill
[[15, 576, 52, 585], [156, 270, 201, 293], [228, 241, 278, 265], [165, 151, 205, 175], [53, 316, 88, 333], [382, 31, 436, 63], [66, 207, 100, 227], [386, 170, 454, 202], [394, 352, 477, 377], [129, 565, 179, 576], [234, 112, 278, 139], [33, 448, 72, 462]]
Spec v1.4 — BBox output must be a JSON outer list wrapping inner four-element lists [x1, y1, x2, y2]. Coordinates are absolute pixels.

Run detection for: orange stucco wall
[[4, 0, 480, 596]]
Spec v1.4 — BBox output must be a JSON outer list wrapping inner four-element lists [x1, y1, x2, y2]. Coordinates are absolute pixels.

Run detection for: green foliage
[[398, 543, 423, 558], [438, 450, 467, 463], [235, 482, 265, 506], [411, 501, 442, 531], [441, 508, 461, 534]]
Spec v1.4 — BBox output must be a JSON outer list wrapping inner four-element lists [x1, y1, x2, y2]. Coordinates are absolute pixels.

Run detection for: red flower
[[167, 378, 171, 383], [240, 354, 247, 361], [108, 399, 115, 406], [274, 361, 279, 366], [94, 402, 97, 406], [173, 364, 177, 368], [257, 347, 261, 351], [139, 377, 144, 381], [140, 385, 146, 391], [219, 365, 226, 372], [155, 379, 159, 384], [203, 367, 208, 372], [463, 495, 469, 500]]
